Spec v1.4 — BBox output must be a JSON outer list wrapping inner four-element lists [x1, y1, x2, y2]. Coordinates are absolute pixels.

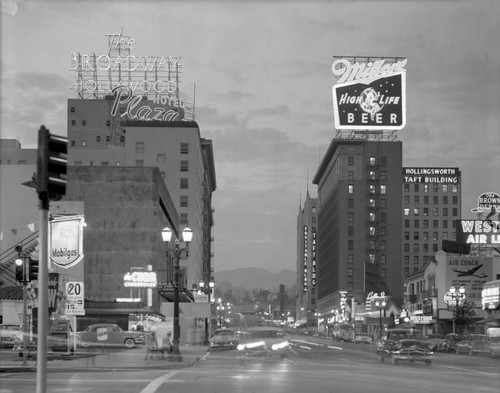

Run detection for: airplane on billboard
[[452, 264, 488, 278]]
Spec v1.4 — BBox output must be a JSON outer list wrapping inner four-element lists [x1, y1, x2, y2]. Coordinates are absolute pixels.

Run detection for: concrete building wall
[[65, 166, 179, 311]]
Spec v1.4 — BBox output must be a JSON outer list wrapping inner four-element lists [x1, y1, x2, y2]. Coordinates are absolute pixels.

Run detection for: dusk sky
[[1, 0, 499, 273]]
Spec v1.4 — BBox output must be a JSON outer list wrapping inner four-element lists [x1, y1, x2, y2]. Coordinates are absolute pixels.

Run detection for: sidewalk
[[0, 344, 210, 373]]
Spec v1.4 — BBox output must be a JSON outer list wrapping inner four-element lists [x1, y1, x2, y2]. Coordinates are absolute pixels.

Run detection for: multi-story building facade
[[296, 191, 318, 327], [402, 167, 461, 279], [312, 137, 403, 323], [66, 97, 216, 290]]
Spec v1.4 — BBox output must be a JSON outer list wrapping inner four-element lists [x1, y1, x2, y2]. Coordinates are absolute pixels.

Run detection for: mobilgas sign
[[332, 72, 406, 130], [403, 168, 460, 184], [50, 216, 85, 269]]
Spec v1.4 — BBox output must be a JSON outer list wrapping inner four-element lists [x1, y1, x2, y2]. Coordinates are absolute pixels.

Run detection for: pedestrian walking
[[160, 331, 174, 359]]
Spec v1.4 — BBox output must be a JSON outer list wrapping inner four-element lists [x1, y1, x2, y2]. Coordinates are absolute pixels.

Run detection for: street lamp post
[[161, 227, 193, 362], [14, 246, 29, 367], [375, 298, 387, 340], [449, 286, 466, 334]]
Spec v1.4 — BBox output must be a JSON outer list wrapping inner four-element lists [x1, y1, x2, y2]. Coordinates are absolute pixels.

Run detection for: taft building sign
[[50, 215, 85, 269], [332, 57, 407, 130]]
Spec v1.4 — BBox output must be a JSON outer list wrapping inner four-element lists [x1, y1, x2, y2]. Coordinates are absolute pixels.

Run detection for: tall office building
[[312, 138, 403, 322], [66, 97, 216, 291], [402, 167, 462, 279], [296, 191, 318, 327]]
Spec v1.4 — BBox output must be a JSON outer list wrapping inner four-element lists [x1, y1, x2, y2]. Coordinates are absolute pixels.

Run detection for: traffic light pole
[[36, 196, 49, 393]]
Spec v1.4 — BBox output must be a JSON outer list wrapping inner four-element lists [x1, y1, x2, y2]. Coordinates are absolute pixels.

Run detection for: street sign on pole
[[65, 282, 85, 316]]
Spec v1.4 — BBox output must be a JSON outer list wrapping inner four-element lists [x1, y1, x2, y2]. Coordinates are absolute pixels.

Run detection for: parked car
[[489, 337, 500, 358], [379, 339, 434, 365], [237, 327, 290, 357], [423, 334, 443, 351], [355, 334, 373, 344], [437, 333, 462, 353], [75, 323, 144, 349], [455, 334, 490, 356], [209, 328, 238, 350], [0, 324, 23, 348]]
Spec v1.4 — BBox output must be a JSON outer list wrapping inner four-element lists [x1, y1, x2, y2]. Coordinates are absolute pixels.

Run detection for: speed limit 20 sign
[[65, 281, 85, 315]]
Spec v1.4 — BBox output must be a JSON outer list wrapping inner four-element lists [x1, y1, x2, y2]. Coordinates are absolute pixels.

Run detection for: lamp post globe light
[[161, 227, 193, 361], [449, 286, 466, 334], [375, 298, 387, 339]]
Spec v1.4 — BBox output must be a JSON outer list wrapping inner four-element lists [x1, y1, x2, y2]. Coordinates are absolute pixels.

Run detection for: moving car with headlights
[[379, 339, 434, 365], [209, 328, 238, 350], [76, 323, 144, 349], [0, 324, 23, 348], [455, 334, 490, 356], [376, 328, 424, 355], [237, 327, 290, 357], [355, 334, 373, 344]]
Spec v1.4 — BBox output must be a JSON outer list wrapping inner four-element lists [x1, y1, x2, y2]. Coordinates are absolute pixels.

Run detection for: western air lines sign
[[456, 220, 500, 244], [332, 58, 407, 130]]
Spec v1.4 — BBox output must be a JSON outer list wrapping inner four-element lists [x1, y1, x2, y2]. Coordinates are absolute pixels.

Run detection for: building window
[[81, 140, 86, 147], [443, 232, 449, 240], [348, 184, 354, 194], [71, 140, 76, 146], [180, 196, 188, 207], [380, 226, 387, 236], [70, 107, 75, 112], [348, 212, 354, 223], [404, 220, 410, 228], [423, 231, 429, 240], [443, 220, 448, 228], [368, 170, 375, 180], [452, 208, 458, 216], [120, 136, 125, 143], [380, 156, 387, 166], [423, 208, 429, 216], [136, 160, 144, 166], [414, 256, 419, 264], [381, 171, 387, 180], [404, 196, 410, 205], [348, 240, 354, 250], [452, 185, 458, 193], [404, 256, 410, 264], [369, 185, 376, 194], [348, 156, 354, 166], [433, 244, 439, 252], [157, 154, 166, 162], [82, 120, 86, 126], [180, 160, 188, 171], [380, 255, 386, 264], [116, 161, 120, 166], [424, 243, 429, 252], [443, 196, 448, 204], [443, 208, 448, 217], [97, 136, 102, 142], [404, 267, 409, 277], [136, 142, 144, 154], [348, 255, 354, 264], [433, 207, 439, 216], [414, 196, 420, 204], [404, 184, 410, 192], [370, 227, 376, 236], [404, 231, 409, 240], [414, 208, 419, 216], [413, 244, 419, 252], [180, 143, 189, 154], [404, 208, 410, 216], [424, 220, 429, 228], [380, 199, 387, 209], [380, 241, 386, 250], [348, 198, 354, 209], [106, 136, 110, 142], [71, 120, 76, 126], [380, 268, 386, 278], [369, 199, 376, 207], [106, 120, 111, 126], [404, 243, 409, 252], [414, 220, 419, 228], [433, 220, 439, 228], [424, 196, 429, 204], [347, 268, 353, 278], [369, 157, 376, 166], [180, 214, 188, 226], [74, 161, 82, 166], [369, 254, 376, 263], [369, 212, 376, 222], [101, 161, 108, 166], [433, 232, 438, 241], [424, 184, 429, 192], [349, 171, 355, 180], [160, 171, 165, 179], [348, 226, 354, 236], [180, 178, 188, 189], [348, 282, 353, 291], [414, 232, 419, 240], [453, 196, 458, 204], [380, 185, 387, 194]]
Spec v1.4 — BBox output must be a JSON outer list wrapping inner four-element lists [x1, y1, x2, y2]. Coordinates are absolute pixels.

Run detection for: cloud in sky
[[1, 0, 499, 272]]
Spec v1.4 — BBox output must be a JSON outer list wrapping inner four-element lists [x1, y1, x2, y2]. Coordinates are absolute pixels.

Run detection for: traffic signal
[[37, 125, 68, 201], [28, 258, 39, 281], [15, 259, 24, 283]]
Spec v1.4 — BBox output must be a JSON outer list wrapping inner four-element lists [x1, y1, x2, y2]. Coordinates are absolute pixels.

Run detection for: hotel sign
[[332, 58, 407, 130], [123, 271, 157, 288]]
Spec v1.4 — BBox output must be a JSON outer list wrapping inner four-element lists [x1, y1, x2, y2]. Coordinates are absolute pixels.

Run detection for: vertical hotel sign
[[332, 57, 407, 130], [311, 227, 317, 288], [303, 225, 308, 292]]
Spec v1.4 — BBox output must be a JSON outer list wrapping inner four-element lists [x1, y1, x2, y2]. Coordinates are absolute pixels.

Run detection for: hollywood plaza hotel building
[[297, 133, 461, 332]]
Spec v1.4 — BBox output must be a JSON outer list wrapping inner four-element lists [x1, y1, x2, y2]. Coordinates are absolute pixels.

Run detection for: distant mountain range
[[214, 267, 296, 291]]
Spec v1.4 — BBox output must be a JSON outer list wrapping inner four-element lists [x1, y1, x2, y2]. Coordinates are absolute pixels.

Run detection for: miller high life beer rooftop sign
[[332, 57, 407, 130]]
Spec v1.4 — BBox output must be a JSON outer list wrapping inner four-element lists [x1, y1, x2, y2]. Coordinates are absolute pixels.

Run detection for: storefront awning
[[159, 288, 194, 303]]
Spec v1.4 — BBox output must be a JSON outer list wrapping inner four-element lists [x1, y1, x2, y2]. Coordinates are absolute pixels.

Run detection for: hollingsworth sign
[[332, 57, 407, 130]]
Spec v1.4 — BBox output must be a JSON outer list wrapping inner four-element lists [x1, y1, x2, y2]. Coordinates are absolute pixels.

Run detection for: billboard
[[331, 57, 407, 131]]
